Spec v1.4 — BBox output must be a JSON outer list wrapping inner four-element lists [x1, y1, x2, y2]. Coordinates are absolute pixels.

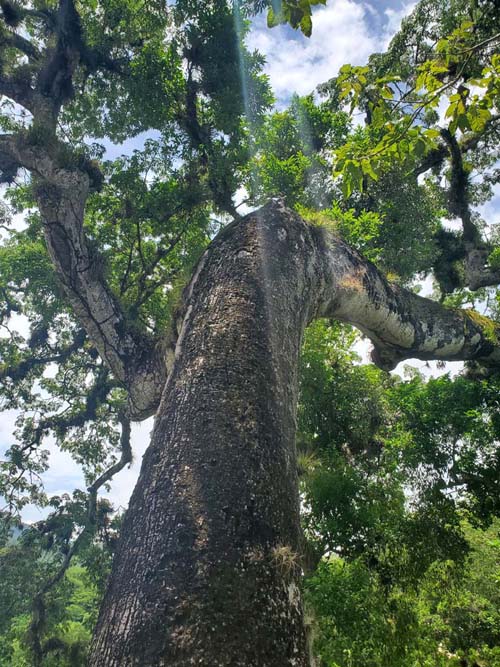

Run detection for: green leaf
[[361, 159, 378, 181], [371, 104, 387, 128], [267, 7, 281, 28], [456, 113, 471, 133], [343, 159, 363, 196], [300, 13, 313, 37], [413, 137, 427, 158], [445, 101, 458, 119], [380, 85, 394, 100]]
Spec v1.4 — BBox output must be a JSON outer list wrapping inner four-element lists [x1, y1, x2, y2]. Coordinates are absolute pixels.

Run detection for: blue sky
[[247, 0, 415, 104], [9, 0, 499, 522], [102, 0, 416, 158]]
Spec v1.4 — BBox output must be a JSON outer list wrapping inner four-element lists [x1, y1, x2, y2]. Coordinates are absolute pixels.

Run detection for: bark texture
[[90, 201, 324, 666], [318, 234, 500, 370], [0, 133, 169, 419], [89, 201, 500, 667]]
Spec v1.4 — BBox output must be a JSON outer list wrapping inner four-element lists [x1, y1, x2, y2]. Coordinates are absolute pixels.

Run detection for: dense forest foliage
[[0, 0, 499, 664]]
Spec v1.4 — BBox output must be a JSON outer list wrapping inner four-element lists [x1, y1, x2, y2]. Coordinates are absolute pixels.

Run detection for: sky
[[247, 0, 415, 104], [104, 0, 416, 157], [3, 0, 498, 523]]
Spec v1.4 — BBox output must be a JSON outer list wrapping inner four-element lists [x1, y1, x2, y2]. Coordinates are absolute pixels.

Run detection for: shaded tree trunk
[[89, 201, 500, 666], [90, 202, 323, 666]]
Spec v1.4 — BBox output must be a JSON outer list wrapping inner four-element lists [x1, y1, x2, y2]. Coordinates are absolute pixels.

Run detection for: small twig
[[454, 31, 500, 54]]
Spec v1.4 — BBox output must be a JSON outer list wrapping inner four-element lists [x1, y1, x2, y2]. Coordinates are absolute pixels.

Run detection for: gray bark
[[89, 200, 500, 666], [0, 134, 169, 419], [36, 181, 169, 420], [90, 201, 320, 666]]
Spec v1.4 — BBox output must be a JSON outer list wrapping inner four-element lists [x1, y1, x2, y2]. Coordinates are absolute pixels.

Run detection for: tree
[[305, 520, 500, 667], [298, 323, 500, 666], [0, 0, 499, 665]]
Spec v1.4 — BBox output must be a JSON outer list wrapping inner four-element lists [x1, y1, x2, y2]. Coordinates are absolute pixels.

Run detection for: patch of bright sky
[[477, 182, 500, 231], [247, 0, 416, 106], [101, 130, 162, 162]]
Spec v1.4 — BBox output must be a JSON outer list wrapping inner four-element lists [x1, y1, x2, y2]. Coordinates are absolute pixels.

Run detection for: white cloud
[[476, 182, 500, 229], [0, 312, 30, 340], [248, 1, 377, 102], [247, 0, 416, 104], [383, 2, 416, 48]]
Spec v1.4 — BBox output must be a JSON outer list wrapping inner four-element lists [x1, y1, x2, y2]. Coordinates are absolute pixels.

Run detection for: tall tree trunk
[[89, 202, 323, 666], [90, 201, 500, 666]]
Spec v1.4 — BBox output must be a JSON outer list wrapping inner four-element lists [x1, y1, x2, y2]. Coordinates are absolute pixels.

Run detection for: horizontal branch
[[3, 31, 41, 59], [413, 114, 500, 177], [0, 329, 86, 382], [0, 74, 35, 113], [313, 223, 500, 371]]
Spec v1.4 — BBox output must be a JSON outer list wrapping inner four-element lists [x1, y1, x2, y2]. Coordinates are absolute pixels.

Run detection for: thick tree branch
[[413, 143, 448, 177], [36, 183, 168, 419], [440, 128, 478, 244], [0, 74, 35, 113], [0, 1, 56, 29], [0, 0, 124, 119], [412, 118, 500, 292], [413, 115, 500, 177], [2, 30, 41, 59], [441, 128, 500, 290], [0, 135, 169, 419], [0, 0, 126, 125], [315, 227, 500, 370]]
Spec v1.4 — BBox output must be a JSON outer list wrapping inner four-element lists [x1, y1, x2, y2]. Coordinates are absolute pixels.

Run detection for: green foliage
[[84, 145, 215, 332], [0, 508, 110, 667], [298, 204, 383, 263], [326, 4, 500, 195], [247, 94, 350, 207], [306, 521, 500, 667], [298, 169, 441, 282], [238, 0, 327, 36], [387, 373, 500, 524], [266, 0, 326, 36], [306, 559, 423, 667], [299, 321, 500, 666], [0, 561, 101, 666]]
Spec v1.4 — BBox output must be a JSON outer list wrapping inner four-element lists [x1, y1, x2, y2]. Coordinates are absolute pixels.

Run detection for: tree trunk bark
[[89, 200, 500, 666], [89, 202, 323, 666]]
